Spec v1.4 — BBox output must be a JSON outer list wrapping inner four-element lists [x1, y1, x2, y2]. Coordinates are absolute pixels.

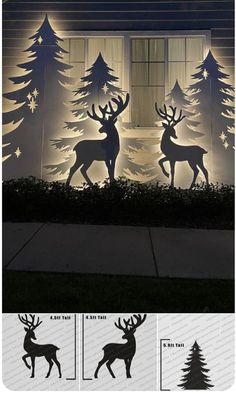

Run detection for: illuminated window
[[62, 38, 123, 87], [131, 39, 165, 127], [61, 34, 206, 128], [131, 37, 204, 127]]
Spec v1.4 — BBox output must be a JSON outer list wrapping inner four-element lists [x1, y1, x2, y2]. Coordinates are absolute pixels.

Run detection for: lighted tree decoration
[[2, 15, 72, 179], [188, 50, 234, 182], [45, 53, 124, 179], [166, 80, 204, 142], [178, 341, 214, 390]]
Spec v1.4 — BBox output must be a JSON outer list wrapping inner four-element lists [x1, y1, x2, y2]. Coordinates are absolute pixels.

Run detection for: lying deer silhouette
[[94, 314, 146, 379], [66, 93, 130, 186], [155, 104, 209, 188], [18, 314, 62, 378]]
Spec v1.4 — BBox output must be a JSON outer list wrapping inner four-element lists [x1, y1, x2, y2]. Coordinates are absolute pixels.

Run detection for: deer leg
[[170, 161, 175, 188], [80, 162, 93, 186], [198, 158, 209, 185], [110, 157, 117, 182], [125, 358, 132, 378], [52, 355, 62, 378], [94, 356, 108, 378], [105, 160, 113, 181], [45, 357, 54, 378], [66, 160, 81, 186], [30, 356, 35, 378], [22, 354, 31, 370], [189, 162, 199, 189], [159, 157, 169, 178], [106, 358, 116, 378]]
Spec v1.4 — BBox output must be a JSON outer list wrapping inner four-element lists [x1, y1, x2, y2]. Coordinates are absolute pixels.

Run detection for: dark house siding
[[2, 0, 234, 83]]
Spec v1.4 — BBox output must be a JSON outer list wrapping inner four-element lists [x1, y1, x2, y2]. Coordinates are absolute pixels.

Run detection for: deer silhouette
[[155, 104, 209, 188], [66, 93, 130, 186], [94, 314, 146, 379], [18, 314, 62, 378]]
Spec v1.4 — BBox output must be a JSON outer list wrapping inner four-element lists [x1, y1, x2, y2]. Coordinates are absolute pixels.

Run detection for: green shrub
[[2, 177, 234, 229]]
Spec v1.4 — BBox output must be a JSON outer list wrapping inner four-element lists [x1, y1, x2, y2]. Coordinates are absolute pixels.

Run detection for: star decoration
[[27, 98, 38, 113], [38, 36, 43, 44], [32, 88, 39, 98], [27, 93, 32, 101], [203, 69, 209, 80], [223, 140, 229, 150], [219, 132, 226, 142], [15, 147, 22, 158], [102, 84, 109, 94]]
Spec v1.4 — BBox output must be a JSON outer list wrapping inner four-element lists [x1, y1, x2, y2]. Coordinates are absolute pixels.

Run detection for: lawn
[[3, 271, 234, 313]]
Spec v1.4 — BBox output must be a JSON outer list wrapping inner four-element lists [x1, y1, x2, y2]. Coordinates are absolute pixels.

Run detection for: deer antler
[[128, 314, 147, 330], [155, 104, 185, 126], [87, 103, 108, 122], [114, 314, 146, 331], [114, 317, 130, 331], [106, 93, 130, 121], [155, 103, 172, 125], [169, 105, 185, 126], [18, 314, 42, 330]]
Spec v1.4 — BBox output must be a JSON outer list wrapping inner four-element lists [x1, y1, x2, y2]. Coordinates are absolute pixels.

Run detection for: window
[[61, 33, 207, 128], [131, 39, 165, 127], [131, 37, 204, 126], [62, 38, 123, 88]]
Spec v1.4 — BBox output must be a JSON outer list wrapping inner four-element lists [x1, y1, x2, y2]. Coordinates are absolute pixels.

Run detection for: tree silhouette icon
[[178, 341, 214, 390]]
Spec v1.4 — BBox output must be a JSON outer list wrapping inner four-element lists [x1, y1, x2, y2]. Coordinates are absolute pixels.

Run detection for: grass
[[3, 271, 234, 313]]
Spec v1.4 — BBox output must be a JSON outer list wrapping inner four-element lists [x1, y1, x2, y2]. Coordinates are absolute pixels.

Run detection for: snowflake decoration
[[28, 98, 38, 113], [32, 88, 39, 98], [102, 84, 109, 94], [219, 132, 226, 142], [15, 147, 22, 158], [38, 36, 43, 44], [202, 69, 209, 80], [223, 140, 229, 150]]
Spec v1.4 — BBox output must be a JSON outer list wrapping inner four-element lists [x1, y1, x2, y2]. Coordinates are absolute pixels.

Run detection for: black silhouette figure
[[46, 53, 124, 178], [94, 314, 146, 379], [155, 104, 209, 188], [66, 93, 130, 186], [178, 340, 214, 390], [18, 314, 62, 378]]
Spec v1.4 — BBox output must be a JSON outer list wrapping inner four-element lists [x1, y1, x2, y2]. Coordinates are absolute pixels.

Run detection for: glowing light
[[219, 132, 226, 142], [102, 84, 108, 94], [203, 69, 209, 80], [223, 140, 229, 150], [15, 147, 22, 158], [38, 36, 43, 44], [27, 98, 38, 113], [32, 88, 39, 98]]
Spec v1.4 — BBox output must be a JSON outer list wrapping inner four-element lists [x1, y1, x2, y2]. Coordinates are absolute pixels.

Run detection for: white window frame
[[60, 30, 211, 130]]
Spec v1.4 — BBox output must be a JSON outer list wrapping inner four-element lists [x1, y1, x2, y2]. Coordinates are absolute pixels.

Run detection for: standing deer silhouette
[[66, 93, 130, 186], [155, 104, 209, 188], [94, 314, 146, 379], [18, 314, 62, 378]]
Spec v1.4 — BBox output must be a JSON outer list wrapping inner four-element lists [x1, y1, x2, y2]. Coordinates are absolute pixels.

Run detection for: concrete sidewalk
[[2, 222, 234, 280]]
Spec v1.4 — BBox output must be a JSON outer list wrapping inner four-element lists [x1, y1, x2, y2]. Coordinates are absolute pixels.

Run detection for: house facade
[[2, 0, 234, 186]]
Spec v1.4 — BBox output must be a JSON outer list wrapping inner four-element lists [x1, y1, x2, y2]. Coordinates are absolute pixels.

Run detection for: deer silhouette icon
[[94, 314, 147, 379], [66, 93, 130, 186], [155, 104, 209, 188], [18, 314, 62, 378]]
